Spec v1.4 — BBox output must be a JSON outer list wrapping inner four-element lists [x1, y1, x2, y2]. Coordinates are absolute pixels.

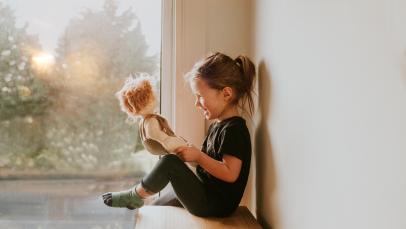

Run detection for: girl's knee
[[161, 154, 182, 165]]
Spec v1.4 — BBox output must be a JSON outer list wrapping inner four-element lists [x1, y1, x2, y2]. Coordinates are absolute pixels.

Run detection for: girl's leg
[[140, 154, 215, 216], [103, 154, 215, 216], [102, 186, 144, 210], [149, 185, 182, 207]]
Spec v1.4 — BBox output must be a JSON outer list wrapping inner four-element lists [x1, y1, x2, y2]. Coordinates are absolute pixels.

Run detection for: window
[[0, 0, 175, 227], [0, 0, 162, 178]]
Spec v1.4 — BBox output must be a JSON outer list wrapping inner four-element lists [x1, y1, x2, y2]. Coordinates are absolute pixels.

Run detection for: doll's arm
[[144, 118, 187, 153]]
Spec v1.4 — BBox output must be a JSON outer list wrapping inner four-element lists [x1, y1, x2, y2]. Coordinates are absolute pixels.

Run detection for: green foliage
[[55, 0, 158, 80], [0, 0, 159, 174], [0, 2, 51, 121]]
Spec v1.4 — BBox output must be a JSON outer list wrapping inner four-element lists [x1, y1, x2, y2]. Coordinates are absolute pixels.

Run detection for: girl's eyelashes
[[195, 94, 204, 105]]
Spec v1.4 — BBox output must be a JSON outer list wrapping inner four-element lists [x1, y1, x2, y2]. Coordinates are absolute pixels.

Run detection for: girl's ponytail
[[185, 52, 256, 116], [234, 55, 256, 116]]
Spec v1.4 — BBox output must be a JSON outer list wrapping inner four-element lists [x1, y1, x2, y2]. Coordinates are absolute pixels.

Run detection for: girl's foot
[[102, 187, 144, 210]]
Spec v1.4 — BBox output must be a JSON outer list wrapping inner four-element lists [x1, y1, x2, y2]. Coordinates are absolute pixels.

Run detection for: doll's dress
[[139, 114, 186, 155]]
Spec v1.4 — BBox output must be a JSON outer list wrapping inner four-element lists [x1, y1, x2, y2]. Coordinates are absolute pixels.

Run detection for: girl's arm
[[174, 145, 242, 183], [197, 152, 242, 183]]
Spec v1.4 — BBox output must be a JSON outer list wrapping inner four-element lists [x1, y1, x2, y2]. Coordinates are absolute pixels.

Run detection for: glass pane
[[0, 0, 162, 178]]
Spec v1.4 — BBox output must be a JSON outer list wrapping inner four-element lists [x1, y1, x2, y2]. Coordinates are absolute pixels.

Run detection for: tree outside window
[[0, 0, 161, 178]]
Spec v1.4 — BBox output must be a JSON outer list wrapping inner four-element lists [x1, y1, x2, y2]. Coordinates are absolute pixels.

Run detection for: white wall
[[173, 0, 256, 213], [174, 0, 252, 145], [252, 0, 406, 228]]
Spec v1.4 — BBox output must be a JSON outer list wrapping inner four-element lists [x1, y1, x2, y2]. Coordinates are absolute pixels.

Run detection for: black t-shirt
[[197, 116, 251, 212]]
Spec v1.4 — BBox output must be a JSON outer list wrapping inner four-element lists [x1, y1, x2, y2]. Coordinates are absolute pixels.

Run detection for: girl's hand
[[174, 144, 202, 162]]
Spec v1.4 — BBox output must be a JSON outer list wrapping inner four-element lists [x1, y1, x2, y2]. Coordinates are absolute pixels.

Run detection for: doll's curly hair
[[116, 73, 156, 117]]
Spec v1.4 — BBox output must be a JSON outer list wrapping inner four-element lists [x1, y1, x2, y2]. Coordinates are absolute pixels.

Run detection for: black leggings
[[141, 154, 227, 217]]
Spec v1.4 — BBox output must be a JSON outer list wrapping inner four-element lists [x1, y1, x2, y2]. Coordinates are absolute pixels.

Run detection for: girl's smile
[[190, 77, 238, 121]]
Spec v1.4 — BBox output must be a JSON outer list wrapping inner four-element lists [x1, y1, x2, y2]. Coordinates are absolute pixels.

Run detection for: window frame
[[160, 0, 175, 126]]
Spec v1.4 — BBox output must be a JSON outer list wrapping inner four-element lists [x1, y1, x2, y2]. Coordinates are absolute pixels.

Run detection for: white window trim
[[161, 0, 207, 145], [160, 0, 175, 127]]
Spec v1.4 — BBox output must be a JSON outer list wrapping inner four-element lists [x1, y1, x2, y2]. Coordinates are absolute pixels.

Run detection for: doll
[[116, 74, 188, 155]]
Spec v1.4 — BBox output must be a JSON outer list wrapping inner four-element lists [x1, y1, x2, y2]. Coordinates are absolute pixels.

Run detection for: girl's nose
[[194, 99, 201, 108]]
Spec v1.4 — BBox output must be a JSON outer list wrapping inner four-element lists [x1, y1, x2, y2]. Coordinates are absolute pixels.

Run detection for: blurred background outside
[[0, 0, 162, 228], [0, 0, 161, 178]]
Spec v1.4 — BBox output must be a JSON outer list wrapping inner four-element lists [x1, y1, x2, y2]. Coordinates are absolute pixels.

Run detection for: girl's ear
[[222, 87, 234, 102]]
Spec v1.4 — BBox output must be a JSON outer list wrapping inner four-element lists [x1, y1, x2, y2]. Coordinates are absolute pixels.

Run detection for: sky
[[1, 0, 161, 56]]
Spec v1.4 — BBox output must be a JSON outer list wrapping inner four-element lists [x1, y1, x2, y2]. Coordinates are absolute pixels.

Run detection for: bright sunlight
[[32, 53, 55, 69]]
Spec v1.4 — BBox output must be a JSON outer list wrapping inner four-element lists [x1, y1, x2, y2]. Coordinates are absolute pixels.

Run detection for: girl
[[102, 52, 255, 217]]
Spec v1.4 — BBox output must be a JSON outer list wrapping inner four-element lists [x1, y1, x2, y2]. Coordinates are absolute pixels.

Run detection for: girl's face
[[190, 77, 229, 120]]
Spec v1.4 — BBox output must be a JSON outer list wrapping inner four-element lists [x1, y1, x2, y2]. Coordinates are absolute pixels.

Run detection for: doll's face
[[137, 97, 156, 115], [121, 79, 157, 116], [124, 95, 156, 116]]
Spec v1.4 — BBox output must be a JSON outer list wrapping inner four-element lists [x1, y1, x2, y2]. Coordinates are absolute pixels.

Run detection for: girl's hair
[[116, 73, 156, 118], [185, 52, 256, 115]]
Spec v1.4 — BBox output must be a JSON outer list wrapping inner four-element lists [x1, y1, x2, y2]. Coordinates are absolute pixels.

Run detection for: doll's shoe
[[102, 187, 144, 210]]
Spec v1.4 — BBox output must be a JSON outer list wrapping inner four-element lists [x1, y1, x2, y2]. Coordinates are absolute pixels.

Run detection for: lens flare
[[32, 53, 55, 68]]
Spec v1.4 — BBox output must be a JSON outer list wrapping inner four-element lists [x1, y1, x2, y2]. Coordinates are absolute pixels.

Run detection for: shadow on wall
[[255, 60, 278, 229]]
